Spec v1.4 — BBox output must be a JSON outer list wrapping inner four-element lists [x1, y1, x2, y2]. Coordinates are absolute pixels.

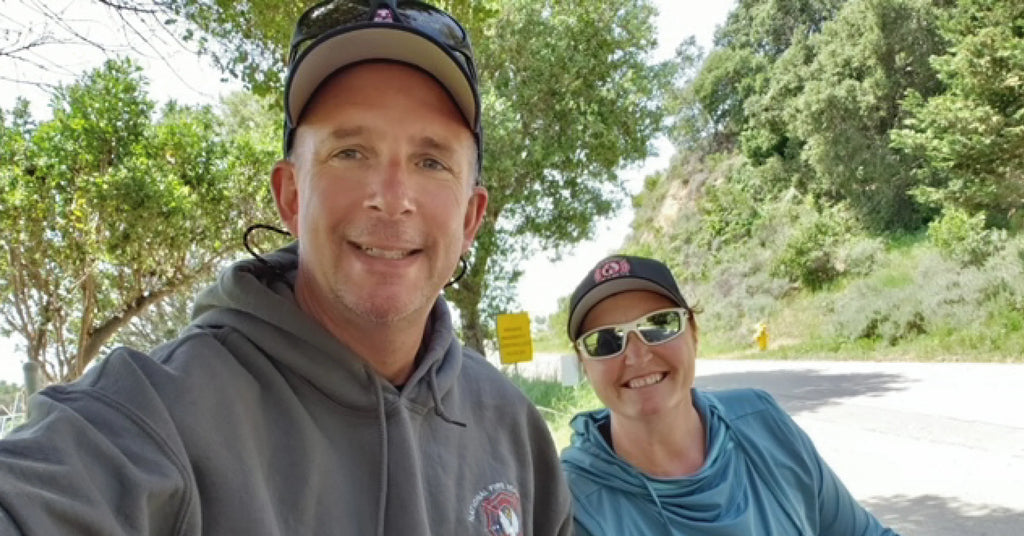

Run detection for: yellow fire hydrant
[[753, 322, 769, 352]]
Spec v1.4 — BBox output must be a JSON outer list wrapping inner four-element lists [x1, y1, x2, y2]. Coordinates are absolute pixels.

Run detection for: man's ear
[[271, 159, 300, 237], [461, 185, 489, 252]]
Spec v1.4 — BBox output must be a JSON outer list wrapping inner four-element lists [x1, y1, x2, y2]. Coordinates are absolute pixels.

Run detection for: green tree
[[449, 0, 672, 351], [891, 0, 1024, 229], [784, 0, 947, 231], [685, 0, 846, 151], [0, 59, 277, 383], [157, 0, 673, 352]]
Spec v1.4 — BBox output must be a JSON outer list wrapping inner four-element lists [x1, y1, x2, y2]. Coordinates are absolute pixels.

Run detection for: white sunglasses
[[574, 307, 689, 360]]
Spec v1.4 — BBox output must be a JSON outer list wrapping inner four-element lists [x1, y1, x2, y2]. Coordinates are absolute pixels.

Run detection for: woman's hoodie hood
[[561, 393, 751, 531], [188, 243, 463, 415]]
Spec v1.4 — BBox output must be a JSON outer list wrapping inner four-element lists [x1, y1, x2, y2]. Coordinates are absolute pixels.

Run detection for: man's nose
[[365, 158, 415, 217]]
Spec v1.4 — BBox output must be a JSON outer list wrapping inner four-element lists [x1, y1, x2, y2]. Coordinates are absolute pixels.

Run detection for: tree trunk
[[451, 251, 488, 354], [68, 284, 181, 383], [447, 217, 497, 356]]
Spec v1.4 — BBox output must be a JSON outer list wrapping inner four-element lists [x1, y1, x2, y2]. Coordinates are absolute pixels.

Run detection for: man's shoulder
[[45, 326, 247, 413], [459, 346, 504, 377], [457, 348, 527, 393]]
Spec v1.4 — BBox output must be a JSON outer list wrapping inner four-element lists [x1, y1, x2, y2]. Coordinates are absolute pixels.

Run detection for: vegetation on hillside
[[535, 0, 1024, 361]]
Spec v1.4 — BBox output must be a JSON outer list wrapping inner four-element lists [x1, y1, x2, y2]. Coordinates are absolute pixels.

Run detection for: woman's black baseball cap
[[567, 255, 689, 341]]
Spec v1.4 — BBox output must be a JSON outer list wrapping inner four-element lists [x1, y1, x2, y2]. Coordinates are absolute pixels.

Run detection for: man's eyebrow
[[416, 135, 458, 156], [326, 125, 366, 141]]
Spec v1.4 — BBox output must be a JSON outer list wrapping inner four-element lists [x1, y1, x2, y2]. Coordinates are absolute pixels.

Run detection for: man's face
[[273, 62, 487, 327]]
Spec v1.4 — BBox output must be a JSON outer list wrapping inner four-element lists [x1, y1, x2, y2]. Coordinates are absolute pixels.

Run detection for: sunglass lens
[[291, 1, 366, 61], [582, 328, 625, 359], [397, 2, 474, 76], [400, 3, 466, 43], [638, 311, 682, 344]]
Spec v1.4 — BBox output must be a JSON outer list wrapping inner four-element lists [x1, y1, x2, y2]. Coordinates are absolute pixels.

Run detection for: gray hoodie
[[0, 245, 573, 535]]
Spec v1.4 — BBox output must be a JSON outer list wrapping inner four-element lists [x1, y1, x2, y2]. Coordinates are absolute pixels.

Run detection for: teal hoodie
[[0, 245, 572, 535], [561, 388, 899, 535]]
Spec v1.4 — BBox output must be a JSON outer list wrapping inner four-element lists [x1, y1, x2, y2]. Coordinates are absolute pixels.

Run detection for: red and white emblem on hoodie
[[469, 482, 523, 536]]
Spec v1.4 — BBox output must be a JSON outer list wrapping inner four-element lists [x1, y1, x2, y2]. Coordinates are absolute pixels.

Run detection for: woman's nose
[[621, 331, 653, 365]]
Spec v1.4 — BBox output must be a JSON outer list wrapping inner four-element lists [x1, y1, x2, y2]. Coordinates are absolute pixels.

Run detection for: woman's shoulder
[[698, 387, 782, 418]]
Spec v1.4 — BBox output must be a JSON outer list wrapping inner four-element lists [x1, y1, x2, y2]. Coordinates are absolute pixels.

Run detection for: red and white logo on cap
[[373, 8, 394, 22], [594, 258, 630, 283]]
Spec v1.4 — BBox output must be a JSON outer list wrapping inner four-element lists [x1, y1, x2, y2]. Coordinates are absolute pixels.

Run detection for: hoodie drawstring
[[373, 375, 388, 536], [428, 364, 466, 428], [639, 468, 673, 533], [371, 362, 463, 536]]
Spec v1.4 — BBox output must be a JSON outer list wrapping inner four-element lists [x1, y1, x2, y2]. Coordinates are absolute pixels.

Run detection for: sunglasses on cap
[[288, 0, 477, 91], [284, 0, 483, 179], [575, 307, 690, 360]]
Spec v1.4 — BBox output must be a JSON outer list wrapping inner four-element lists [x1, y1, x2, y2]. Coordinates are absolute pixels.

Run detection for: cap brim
[[568, 279, 685, 341], [287, 26, 477, 129]]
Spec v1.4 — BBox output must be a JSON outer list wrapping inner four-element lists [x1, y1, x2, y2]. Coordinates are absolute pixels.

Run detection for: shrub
[[770, 203, 854, 290], [927, 207, 1006, 267], [508, 374, 602, 450], [697, 179, 761, 250], [832, 280, 931, 345], [836, 236, 886, 277]]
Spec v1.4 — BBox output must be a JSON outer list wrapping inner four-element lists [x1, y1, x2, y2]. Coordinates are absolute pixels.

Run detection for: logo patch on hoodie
[[468, 482, 523, 536]]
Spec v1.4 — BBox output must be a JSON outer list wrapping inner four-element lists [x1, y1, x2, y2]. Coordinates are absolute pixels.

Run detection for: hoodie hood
[[561, 391, 753, 531], [189, 243, 462, 414]]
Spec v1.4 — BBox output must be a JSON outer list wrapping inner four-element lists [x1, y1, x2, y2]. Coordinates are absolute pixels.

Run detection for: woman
[[561, 255, 898, 535]]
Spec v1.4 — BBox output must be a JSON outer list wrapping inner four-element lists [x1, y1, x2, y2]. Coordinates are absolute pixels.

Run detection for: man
[[0, 1, 572, 534]]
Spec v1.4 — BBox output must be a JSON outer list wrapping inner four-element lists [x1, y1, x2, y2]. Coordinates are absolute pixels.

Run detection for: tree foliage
[[447, 0, 673, 351], [0, 59, 278, 383], [891, 0, 1024, 230], [782, 0, 947, 231], [671, 0, 951, 232], [0, 381, 19, 414], [684, 0, 846, 150]]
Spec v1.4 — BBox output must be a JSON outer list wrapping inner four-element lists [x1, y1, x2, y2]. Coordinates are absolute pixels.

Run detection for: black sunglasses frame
[[288, 0, 477, 83]]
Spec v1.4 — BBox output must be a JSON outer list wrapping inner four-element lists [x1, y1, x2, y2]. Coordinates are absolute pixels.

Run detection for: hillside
[[534, 0, 1023, 361], [621, 155, 1024, 361]]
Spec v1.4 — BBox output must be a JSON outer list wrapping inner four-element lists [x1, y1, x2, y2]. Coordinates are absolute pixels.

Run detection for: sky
[[0, 0, 736, 384]]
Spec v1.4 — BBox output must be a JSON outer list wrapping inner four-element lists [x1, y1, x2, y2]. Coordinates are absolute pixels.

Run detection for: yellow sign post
[[496, 312, 533, 365]]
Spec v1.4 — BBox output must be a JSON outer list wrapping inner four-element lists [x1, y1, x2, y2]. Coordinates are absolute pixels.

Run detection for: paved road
[[519, 355, 1024, 535]]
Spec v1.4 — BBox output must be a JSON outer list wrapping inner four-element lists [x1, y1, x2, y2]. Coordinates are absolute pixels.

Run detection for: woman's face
[[578, 290, 698, 421]]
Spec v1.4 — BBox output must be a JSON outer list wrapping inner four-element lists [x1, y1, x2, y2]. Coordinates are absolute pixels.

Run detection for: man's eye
[[333, 148, 362, 160], [419, 158, 449, 171]]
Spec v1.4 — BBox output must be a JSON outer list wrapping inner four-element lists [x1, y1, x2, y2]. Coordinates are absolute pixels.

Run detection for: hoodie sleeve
[[0, 353, 197, 535], [813, 445, 900, 536], [758, 392, 899, 536]]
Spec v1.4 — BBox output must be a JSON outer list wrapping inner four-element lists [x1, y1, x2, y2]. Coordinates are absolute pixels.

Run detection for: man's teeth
[[627, 373, 666, 389], [361, 246, 410, 259]]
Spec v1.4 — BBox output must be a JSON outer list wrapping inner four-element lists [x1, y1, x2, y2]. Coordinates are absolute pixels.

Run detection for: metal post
[[22, 361, 40, 397]]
